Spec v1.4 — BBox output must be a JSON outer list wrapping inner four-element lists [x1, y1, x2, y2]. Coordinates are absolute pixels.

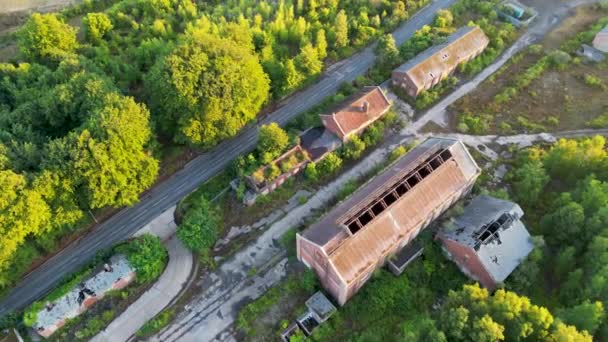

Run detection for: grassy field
[[446, 5, 608, 134]]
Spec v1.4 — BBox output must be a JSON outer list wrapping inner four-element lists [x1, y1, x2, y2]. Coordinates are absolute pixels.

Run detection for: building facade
[[296, 138, 481, 305], [437, 195, 534, 290], [392, 26, 489, 98]]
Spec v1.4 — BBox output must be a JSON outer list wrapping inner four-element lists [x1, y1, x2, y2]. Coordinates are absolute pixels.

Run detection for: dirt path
[[405, 0, 603, 133], [0, 0, 80, 14]]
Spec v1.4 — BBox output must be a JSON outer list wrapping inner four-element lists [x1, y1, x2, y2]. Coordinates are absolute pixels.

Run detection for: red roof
[[320, 86, 391, 141]]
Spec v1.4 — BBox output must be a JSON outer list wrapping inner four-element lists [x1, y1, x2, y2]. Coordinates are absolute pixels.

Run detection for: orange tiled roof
[[320, 86, 391, 141]]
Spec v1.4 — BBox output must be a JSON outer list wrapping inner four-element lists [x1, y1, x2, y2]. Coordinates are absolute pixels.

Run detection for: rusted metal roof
[[300, 138, 480, 284], [320, 86, 391, 141], [394, 26, 489, 90]]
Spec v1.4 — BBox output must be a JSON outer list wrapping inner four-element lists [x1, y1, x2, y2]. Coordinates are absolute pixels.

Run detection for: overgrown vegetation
[[136, 309, 175, 338], [0, 0, 429, 296], [450, 10, 608, 135], [18, 234, 167, 339]]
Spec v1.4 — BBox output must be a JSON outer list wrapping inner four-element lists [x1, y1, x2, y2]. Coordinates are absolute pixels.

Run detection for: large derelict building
[[296, 138, 481, 305]]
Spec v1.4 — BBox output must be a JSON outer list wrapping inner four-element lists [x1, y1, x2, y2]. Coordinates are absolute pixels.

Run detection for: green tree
[[119, 234, 167, 284], [296, 43, 322, 76], [557, 301, 604, 334], [18, 13, 78, 62], [341, 135, 366, 160], [507, 159, 549, 208], [177, 195, 221, 253], [334, 10, 349, 49], [470, 315, 504, 342], [540, 193, 585, 247], [376, 34, 399, 66], [146, 32, 270, 146], [305, 162, 318, 182], [83, 13, 113, 43], [72, 93, 159, 209], [316, 29, 328, 60], [434, 9, 454, 28], [285, 58, 303, 92], [258, 123, 290, 164], [317, 152, 342, 175]]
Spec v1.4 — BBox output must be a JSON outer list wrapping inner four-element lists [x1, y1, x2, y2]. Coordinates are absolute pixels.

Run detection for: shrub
[[388, 146, 407, 162], [584, 74, 605, 89], [305, 162, 319, 182], [341, 135, 366, 160], [136, 309, 175, 338], [317, 153, 343, 176], [118, 234, 167, 284], [177, 195, 221, 254], [457, 113, 490, 135], [264, 164, 281, 181]]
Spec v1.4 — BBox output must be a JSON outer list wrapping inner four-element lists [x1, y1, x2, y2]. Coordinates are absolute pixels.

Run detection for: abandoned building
[[497, 0, 538, 27], [593, 26, 608, 53], [319, 86, 391, 142], [33, 255, 135, 338], [437, 195, 534, 290], [241, 86, 391, 205], [296, 137, 481, 305], [391, 26, 489, 98], [242, 144, 311, 205]]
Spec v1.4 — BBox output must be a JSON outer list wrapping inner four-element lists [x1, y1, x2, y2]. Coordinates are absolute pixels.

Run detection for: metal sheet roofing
[[440, 195, 534, 283], [394, 26, 489, 89], [300, 138, 480, 284]]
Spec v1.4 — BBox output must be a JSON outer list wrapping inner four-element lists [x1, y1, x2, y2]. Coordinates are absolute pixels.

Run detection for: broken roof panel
[[320, 86, 391, 141], [34, 255, 135, 336], [441, 195, 534, 283]]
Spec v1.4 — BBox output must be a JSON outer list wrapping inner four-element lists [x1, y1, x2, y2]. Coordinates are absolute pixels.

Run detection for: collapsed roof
[[441, 195, 534, 284]]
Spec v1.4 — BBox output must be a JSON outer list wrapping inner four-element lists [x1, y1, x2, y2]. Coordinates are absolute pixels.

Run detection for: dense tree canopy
[[17, 13, 78, 63], [0, 60, 158, 289], [146, 27, 270, 146], [177, 194, 221, 253]]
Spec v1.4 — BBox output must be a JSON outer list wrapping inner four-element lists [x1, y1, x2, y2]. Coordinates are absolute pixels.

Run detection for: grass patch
[[136, 309, 175, 338]]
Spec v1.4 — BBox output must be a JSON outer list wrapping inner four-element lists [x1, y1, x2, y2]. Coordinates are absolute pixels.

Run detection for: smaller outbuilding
[[437, 195, 533, 291], [319, 86, 391, 142], [593, 26, 608, 53]]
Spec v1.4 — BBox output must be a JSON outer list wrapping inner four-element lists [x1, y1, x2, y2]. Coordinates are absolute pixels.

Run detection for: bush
[[317, 153, 343, 176], [177, 195, 221, 254], [388, 146, 407, 162], [584, 74, 605, 89], [305, 162, 319, 182], [341, 135, 366, 160], [118, 234, 167, 284], [457, 113, 490, 135], [136, 309, 175, 338]]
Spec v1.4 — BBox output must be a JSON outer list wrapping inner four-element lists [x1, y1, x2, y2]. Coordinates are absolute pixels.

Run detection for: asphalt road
[[0, 0, 456, 316]]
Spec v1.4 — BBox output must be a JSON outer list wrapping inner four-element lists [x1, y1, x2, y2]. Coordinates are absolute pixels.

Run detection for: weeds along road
[[0, 0, 458, 316]]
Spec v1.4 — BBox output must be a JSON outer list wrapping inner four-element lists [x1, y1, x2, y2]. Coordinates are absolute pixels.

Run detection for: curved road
[[0, 0, 457, 315]]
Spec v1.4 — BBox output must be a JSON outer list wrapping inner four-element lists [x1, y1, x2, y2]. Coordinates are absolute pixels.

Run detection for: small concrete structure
[[437, 195, 534, 290], [33, 255, 135, 338], [387, 241, 424, 276], [305, 291, 337, 323], [280, 322, 303, 342], [593, 26, 608, 53], [281, 292, 336, 339], [497, 1, 538, 27], [577, 44, 606, 62]]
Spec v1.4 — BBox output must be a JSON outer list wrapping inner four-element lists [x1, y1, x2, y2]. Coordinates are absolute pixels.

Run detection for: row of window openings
[[344, 149, 453, 235]]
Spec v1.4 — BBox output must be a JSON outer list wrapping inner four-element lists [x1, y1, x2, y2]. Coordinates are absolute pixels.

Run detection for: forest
[[0, 0, 428, 295]]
